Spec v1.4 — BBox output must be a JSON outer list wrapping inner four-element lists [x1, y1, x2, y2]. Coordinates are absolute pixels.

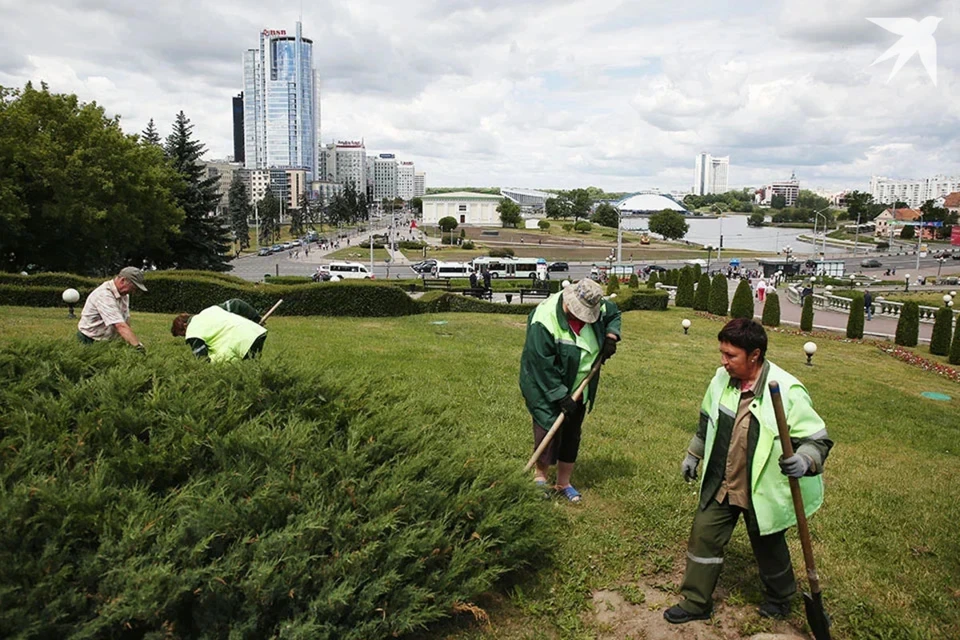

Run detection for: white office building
[[414, 172, 426, 197], [242, 22, 320, 180], [420, 192, 504, 226], [372, 154, 398, 202], [870, 174, 960, 208], [693, 153, 730, 195], [397, 161, 416, 200], [327, 140, 367, 192]]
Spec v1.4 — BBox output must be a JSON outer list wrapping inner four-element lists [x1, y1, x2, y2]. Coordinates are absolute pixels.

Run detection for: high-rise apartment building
[[332, 140, 367, 192], [373, 154, 398, 202], [870, 174, 960, 208], [242, 22, 319, 180], [414, 172, 425, 197], [397, 161, 415, 200], [693, 153, 730, 195]]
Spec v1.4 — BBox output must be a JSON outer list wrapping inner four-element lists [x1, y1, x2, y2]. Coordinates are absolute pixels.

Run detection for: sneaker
[[663, 604, 711, 624], [758, 601, 791, 619]]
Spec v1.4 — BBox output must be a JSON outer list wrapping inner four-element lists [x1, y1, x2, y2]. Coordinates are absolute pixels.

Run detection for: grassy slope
[[2, 306, 958, 639]]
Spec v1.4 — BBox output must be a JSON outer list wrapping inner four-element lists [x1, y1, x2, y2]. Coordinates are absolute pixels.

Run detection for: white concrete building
[[373, 154, 398, 202], [204, 160, 243, 216], [332, 140, 367, 192], [870, 175, 960, 208], [500, 187, 551, 212], [421, 191, 504, 226], [242, 168, 271, 204], [693, 153, 729, 195], [414, 172, 426, 197], [309, 180, 343, 206], [756, 172, 800, 207], [397, 161, 416, 200]]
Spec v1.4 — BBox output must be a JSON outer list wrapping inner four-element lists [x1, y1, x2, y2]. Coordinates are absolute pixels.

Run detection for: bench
[[519, 288, 551, 304], [422, 278, 452, 290], [460, 288, 493, 301]]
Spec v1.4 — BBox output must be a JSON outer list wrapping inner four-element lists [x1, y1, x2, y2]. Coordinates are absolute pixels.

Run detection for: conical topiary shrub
[[949, 315, 960, 365], [846, 293, 864, 339], [606, 275, 620, 295], [929, 306, 953, 356], [895, 301, 920, 347], [693, 263, 702, 281], [730, 279, 754, 319], [800, 295, 814, 332], [675, 268, 695, 308], [628, 273, 639, 289], [709, 273, 729, 316], [647, 272, 659, 289], [761, 291, 781, 327], [693, 273, 711, 311]]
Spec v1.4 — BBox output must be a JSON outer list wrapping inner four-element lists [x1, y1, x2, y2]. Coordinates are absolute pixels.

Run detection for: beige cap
[[562, 279, 604, 323]]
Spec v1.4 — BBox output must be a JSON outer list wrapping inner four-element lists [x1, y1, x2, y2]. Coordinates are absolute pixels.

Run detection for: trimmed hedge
[[616, 290, 669, 311], [929, 306, 953, 356], [693, 274, 711, 311], [846, 293, 865, 339], [263, 276, 316, 285], [419, 293, 535, 315], [708, 273, 729, 316], [762, 291, 781, 327], [0, 341, 559, 638], [729, 279, 754, 319], [895, 301, 920, 347], [800, 295, 814, 332], [950, 315, 960, 365]]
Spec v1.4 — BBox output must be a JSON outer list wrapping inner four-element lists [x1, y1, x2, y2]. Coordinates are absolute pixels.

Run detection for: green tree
[[574, 220, 592, 234], [692, 263, 702, 280], [647, 271, 659, 289], [693, 273, 711, 311], [761, 291, 781, 327], [748, 212, 765, 227], [562, 222, 573, 233], [675, 268, 695, 308], [796, 190, 831, 212], [566, 189, 592, 221], [438, 216, 458, 233], [800, 295, 815, 331], [545, 196, 570, 219], [899, 224, 915, 240], [257, 192, 281, 244], [846, 293, 864, 339], [771, 194, 787, 209], [709, 273, 729, 316], [498, 198, 522, 227], [538, 220, 550, 230], [895, 302, 920, 347], [141, 118, 162, 146], [227, 179, 252, 254], [949, 315, 960, 365], [409, 196, 423, 214], [164, 111, 232, 271], [606, 275, 620, 295], [590, 203, 619, 228], [628, 273, 639, 289], [0, 82, 184, 274], [929, 306, 953, 356], [730, 279, 754, 319], [649, 210, 689, 241]]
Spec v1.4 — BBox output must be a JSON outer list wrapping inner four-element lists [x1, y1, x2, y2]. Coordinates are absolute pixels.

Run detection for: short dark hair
[[171, 313, 192, 337], [717, 318, 767, 361]]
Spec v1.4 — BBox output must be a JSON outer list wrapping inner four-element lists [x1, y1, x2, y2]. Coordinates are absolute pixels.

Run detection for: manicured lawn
[[2, 306, 958, 639]]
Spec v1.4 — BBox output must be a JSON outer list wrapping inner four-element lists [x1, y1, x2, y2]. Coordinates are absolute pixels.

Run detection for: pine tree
[[895, 302, 920, 347], [800, 295, 814, 332], [647, 272, 659, 289], [929, 306, 953, 356], [141, 118, 162, 146], [164, 111, 232, 271], [693, 273, 711, 311], [675, 267, 695, 308], [729, 279, 754, 319], [228, 179, 252, 254], [606, 275, 620, 295], [628, 273, 639, 289], [257, 192, 282, 244], [761, 291, 780, 327], [846, 293, 864, 339], [692, 263, 702, 280], [949, 315, 960, 365], [709, 273, 729, 316]]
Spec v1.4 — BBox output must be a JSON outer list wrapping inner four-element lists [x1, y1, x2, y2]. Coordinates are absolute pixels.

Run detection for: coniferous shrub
[[929, 306, 953, 356], [895, 301, 920, 347], [846, 293, 865, 339], [800, 295, 815, 331], [628, 273, 639, 289], [646, 272, 659, 289], [675, 268, 695, 308], [693, 263, 702, 280], [606, 275, 620, 295], [0, 342, 559, 638], [730, 279, 754, 319], [708, 273, 729, 316], [950, 315, 960, 365], [761, 291, 781, 327], [693, 273, 711, 311]]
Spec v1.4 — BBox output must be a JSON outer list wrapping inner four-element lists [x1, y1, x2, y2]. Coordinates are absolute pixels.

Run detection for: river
[[620, 214, 846, 255]]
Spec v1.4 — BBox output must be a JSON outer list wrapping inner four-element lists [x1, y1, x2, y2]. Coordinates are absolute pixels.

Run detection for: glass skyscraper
[[243, 22, 319, 180]]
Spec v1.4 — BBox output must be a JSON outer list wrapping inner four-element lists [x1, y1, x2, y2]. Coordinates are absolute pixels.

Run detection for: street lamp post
[[705, 245, 713, 273], [712, 204, 724, 260], [936, 257, 947, 284], [814, 207, 830, 260], [904, 273, 910, 292], [853, 208, 862, 256], [915, 213, 924, 273], [616, 206, 623, 264]]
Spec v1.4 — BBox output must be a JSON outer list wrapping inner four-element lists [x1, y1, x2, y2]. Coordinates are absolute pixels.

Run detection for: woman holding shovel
[[664, 318, 833, 625], [519, 279, 621, 503]]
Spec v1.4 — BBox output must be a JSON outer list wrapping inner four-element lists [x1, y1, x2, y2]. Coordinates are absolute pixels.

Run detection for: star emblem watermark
[[867, 16, 942, 86]]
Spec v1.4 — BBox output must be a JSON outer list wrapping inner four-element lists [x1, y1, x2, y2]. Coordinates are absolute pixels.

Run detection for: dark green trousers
[[679, 498, 796, 614]]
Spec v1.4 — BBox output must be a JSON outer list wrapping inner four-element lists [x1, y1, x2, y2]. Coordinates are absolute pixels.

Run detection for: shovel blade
[[803, 591, 832, 640]]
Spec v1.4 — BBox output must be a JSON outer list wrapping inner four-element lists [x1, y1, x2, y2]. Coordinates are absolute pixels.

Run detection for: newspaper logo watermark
[[867, 17, 941, 86]]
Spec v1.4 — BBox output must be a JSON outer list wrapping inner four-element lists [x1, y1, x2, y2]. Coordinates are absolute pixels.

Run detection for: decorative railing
[[787, 286, 956, 324]]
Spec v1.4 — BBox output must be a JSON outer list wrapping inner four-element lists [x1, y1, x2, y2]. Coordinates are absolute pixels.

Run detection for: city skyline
[[2, 0, 960, 191]]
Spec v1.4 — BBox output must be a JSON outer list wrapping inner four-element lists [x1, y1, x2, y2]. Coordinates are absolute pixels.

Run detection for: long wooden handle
[[768, 380, 822, 595], [259, 299, 283, 325], [524, 359, 603, 472]]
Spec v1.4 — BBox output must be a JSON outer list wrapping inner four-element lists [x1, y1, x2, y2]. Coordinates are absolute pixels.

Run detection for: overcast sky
[[1, 0, 958, 193]]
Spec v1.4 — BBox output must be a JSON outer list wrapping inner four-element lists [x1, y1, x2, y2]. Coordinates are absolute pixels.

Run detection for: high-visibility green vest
[[185, 306, 267, 363]]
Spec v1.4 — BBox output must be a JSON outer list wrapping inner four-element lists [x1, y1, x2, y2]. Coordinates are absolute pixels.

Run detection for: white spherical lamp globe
[[945, 294, 953, 304], [951, 291, 957, 297], [561, 280, 570, 289], [682, 319, 691, 329], [62, 288, 80, 304], [803, 341, 818, 356]]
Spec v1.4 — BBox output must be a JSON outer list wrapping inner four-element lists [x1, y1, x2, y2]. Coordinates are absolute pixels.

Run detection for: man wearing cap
[[77, 267, 148, 350], [519, 279, 622, 502]]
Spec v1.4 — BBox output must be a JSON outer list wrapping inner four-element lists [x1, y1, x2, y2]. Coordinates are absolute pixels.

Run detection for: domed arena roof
[[616, 193, 688, 214]]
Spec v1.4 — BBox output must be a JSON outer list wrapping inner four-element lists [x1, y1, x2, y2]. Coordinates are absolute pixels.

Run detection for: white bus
[[470, 257, 511, 278], [328, 261, 373, 279], [434, 261, 472, 278], [507, 258, 542, 279]]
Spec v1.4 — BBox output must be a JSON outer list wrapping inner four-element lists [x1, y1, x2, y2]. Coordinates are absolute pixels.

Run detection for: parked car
[[411, 259, 438, 274], [860, 258, 882, 268], [641, 265, 668, 274], [257, 247, 272, 257], [547, 261, 569, 272], [271, 244, 282, 254]]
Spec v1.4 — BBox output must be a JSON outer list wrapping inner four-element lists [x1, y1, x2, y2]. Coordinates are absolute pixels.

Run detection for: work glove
[[135, 343, 146, 354], [681, 453, 701, 482], [600, 336, 618, 363], [779, 453, 811, 478], [558, 394, 579, 416]]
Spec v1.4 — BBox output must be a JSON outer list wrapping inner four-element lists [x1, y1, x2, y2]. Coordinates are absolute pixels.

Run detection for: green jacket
[[519, 291, 622, 427], [185, 305, 266, 363], [695, 360, 833, 536]]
